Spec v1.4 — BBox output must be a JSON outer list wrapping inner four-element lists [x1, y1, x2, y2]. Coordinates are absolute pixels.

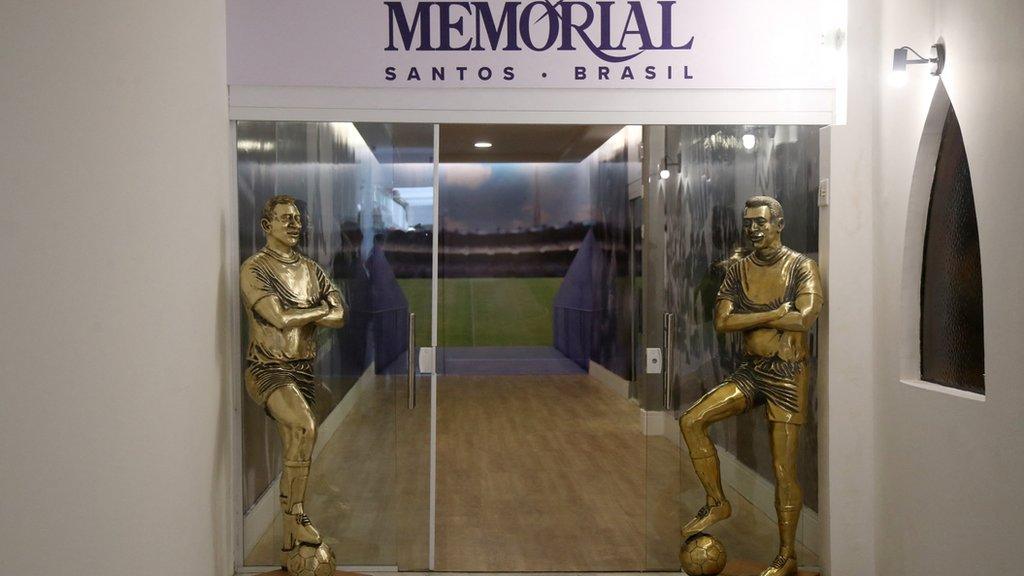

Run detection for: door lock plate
[[418, 347, 436, 375], [645, 348, 663, 374]]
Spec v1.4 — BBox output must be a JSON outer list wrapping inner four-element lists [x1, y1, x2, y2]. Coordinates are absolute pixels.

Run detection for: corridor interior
[[241, 122, 821, 573]]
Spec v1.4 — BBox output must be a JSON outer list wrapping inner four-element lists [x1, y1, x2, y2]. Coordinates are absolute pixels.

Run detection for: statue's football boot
[[681, 499, 732, 539], [280, 506, 323, 568], [759, 554, 798, 576], [283, 506, 322, 548], [279, 459, 321, 567]]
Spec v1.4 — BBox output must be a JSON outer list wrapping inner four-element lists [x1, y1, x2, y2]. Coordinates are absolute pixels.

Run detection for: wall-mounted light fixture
[[660, 152, 681, 180], [741, 133, 756, 151], [891, 41, 945, 86], [474, 141, 493, 148]]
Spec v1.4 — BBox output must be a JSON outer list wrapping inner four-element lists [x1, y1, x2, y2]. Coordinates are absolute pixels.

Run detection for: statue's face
[[742, 205, 783, 250], [263, 203, 302, 247]]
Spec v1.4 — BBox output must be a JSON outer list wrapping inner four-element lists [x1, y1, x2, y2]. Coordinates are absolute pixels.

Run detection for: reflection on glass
[[233, 121, 822, 572], [237, 121, 433, 568], [647, 125, 821, 569]]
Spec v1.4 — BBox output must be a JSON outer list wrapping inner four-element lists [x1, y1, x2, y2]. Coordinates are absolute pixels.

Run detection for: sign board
[[228, 0, 836, 90]]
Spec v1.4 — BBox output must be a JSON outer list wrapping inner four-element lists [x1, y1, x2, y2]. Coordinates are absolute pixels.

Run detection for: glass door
[[370, 122, 436, 571], [644, 124, 823, 573], [432, 124, 656, 571], [235, 121, 436, 571], [236, 120, 822, 573], [640, 125, 682, 570]]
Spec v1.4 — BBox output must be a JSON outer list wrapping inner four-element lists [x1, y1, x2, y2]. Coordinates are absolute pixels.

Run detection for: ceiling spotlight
[[741, 133, 756, 150], [892, 42, 945, 84], [474, 141, 492, 148]]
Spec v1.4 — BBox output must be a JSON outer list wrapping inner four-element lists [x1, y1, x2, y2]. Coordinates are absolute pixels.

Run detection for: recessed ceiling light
[[474, 141, 492, 148]]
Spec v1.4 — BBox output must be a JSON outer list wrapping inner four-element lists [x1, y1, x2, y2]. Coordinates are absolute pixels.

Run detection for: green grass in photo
[[395, 277, 564, 347]]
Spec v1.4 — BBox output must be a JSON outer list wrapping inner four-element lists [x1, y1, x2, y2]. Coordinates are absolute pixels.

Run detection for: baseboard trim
[[236, 565, 396, 574], [242, 362, 376, 558], [642, 407, 678, 439], [588, 360, 631, 399], [642, 409, 820, 556]]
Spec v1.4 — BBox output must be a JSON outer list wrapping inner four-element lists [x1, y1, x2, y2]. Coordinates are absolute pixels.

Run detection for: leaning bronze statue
[[679, 196, 822, 576], [240, 195, 345, 569]]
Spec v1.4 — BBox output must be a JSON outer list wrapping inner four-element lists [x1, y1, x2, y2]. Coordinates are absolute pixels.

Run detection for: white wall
[[0, 3, 231, 576], [2, 1, 1020, 574], [836, 0, 1024, 573], [817, 1, 879, 574]]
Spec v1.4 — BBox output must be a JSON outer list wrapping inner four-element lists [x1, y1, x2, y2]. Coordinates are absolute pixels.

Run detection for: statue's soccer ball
[[286, 542, 336, 576], [680, 533, 727, 576]]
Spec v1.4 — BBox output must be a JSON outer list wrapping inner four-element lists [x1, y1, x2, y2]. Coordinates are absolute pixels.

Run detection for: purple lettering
[[385, 2, 432, 51], [520, 1, 558, 51], [438, 2, 473, 50], [472, 1, 520, 50]]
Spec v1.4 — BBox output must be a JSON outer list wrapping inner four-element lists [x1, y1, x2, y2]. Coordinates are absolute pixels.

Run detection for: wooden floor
[[247, 377, 404, 567], [262, 565, 815, 569], [436, 374, 646, 571], [252, 561, 819, 575], [247, 373, 819, 572], [256, 572, 367, 576]]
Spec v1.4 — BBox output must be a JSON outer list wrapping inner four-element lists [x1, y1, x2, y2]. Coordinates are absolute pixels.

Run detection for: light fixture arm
[[659, 150, 681, 181], [663, 151, 681, 172], [892, 41, 945, 76], [898, 46, 931, 64]]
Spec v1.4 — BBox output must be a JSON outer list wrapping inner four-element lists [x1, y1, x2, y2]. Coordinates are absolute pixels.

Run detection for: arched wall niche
[[899, 80, 985, 395]]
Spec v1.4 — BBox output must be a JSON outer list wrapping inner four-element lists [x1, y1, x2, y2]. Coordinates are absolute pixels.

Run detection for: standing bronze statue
[[679, 196, 822, 576], [240, 195, 345, 568]]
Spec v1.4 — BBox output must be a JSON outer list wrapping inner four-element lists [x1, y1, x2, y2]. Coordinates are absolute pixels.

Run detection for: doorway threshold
[[437, 346, 585, 375]]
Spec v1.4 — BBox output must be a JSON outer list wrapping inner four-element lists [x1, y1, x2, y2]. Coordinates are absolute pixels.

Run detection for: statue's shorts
[[726, 356, 808, 425], [245, 360, 316, 409]]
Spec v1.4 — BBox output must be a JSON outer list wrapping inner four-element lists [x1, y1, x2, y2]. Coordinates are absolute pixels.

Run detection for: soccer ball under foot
[[286, 542, 336, 576], [680, 532, 727, 576]]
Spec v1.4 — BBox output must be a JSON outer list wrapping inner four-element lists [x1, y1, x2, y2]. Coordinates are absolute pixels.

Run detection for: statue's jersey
[[240, 248, 340, 363], [716, 247, 822, 363]]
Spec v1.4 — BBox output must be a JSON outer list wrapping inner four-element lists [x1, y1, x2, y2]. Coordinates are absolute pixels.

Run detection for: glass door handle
[[663, 312, 675, 410], [408, 312, 416, 410]]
